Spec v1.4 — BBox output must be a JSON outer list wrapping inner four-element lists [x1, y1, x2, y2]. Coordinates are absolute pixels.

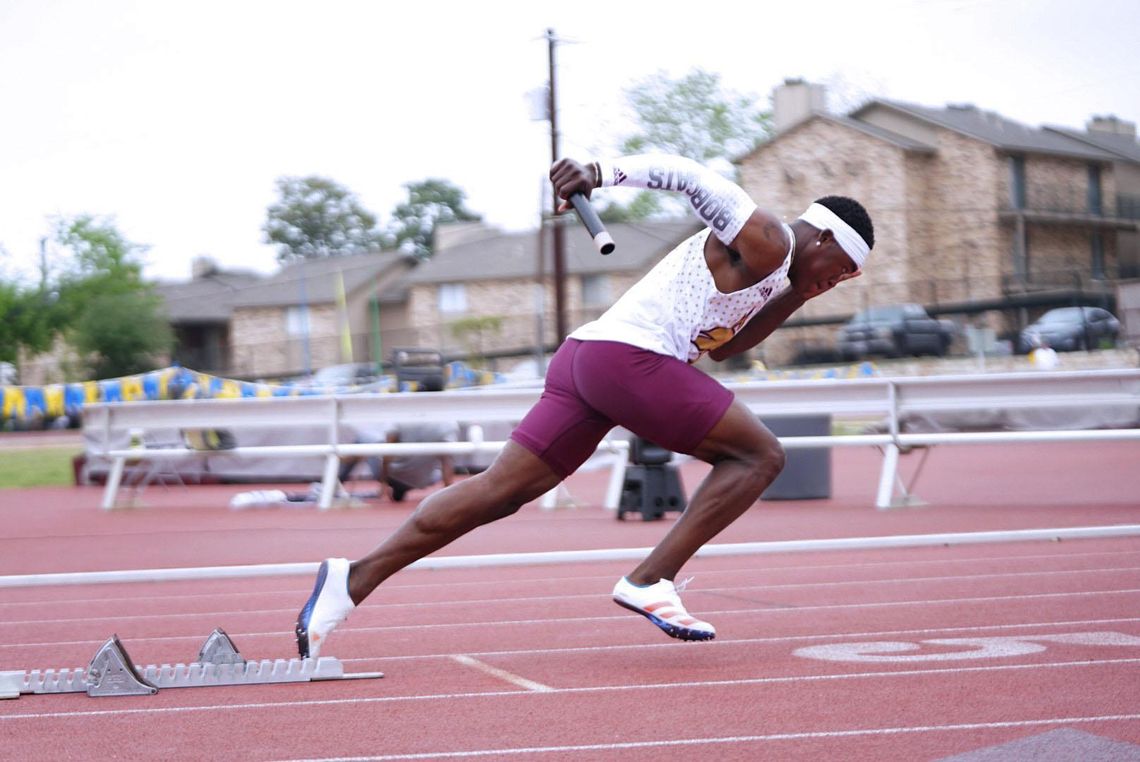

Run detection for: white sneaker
[[612, 576, 716, 641], [295, 558, 355, 658]]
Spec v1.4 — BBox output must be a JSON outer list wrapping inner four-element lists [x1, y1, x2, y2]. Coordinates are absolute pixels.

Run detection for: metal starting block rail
[[0, 628, 382, 699]]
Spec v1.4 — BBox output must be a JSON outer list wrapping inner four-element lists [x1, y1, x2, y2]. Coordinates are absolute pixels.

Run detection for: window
[[580, 274, 611, 307], [1009, 156, 1026, 209], [1087, 164, 1103, 215], [1091, 232, 1106, 279], [285, 306, 310, 337], [438, 283, 467, 313]]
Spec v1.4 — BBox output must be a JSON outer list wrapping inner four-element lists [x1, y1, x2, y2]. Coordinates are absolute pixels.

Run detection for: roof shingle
[[855, 99, 1120, 161], [406, 220, 700, 284]]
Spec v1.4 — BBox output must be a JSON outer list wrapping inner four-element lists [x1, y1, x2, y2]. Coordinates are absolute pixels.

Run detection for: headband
[[798, 203, 870, 269]]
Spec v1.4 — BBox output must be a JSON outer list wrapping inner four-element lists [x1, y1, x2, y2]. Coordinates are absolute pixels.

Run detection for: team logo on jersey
[[690, 309, 761, 361], [692, 326, 734, 357]]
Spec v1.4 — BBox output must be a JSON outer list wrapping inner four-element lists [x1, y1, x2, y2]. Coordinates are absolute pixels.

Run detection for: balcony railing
[[1001, 189, 1140, 226], [1118, 194, 1140, 220], [1001, 267, 1120, 295]]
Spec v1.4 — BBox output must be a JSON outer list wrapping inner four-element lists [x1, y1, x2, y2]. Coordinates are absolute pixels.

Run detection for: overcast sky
[[1, 0, 1137, 282]]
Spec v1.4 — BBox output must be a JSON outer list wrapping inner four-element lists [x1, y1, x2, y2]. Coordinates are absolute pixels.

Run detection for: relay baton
[[568, 193, 615, 255]]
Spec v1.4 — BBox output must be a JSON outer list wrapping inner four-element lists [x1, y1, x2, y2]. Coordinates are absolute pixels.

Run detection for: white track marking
[[351, 617, 1140, 663], [6, 617, 1140, 668], [450, 655, 553, 692], [795, 631, 1140, 663], [2, 588, 1139, 651], [5, 617, 1140, 669], [272, 714, 1140, 761], [3, 547, 1137, 610], [4, 527, 1138, 588], [2, 658, 1138, 721], [3, 565, 1139, 627]]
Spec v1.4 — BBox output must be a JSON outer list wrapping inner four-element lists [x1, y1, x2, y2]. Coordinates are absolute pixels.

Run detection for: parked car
[[837, 304, 956, 359], [390, 348, 444, 390], [1016, 307, 1120, 353]]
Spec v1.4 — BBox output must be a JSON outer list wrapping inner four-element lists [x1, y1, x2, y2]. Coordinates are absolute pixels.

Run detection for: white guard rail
[[83, 369, 1140, 511]]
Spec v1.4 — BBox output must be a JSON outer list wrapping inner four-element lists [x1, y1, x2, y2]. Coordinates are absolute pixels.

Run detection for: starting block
[[0, 628, 382, 699]]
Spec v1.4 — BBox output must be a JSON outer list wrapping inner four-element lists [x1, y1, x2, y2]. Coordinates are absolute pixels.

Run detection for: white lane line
[[273, 713, 1140, 761], [450, 655, 553, 692], [4, 547, 1137, 610], [4, 566, 1139, 627], [351, 617, 1140, 663], [7, 617, 1140, 672], [2, 657, 1138, 721], [4, 588, 1140, 650], [6, 617, 1140, 671]]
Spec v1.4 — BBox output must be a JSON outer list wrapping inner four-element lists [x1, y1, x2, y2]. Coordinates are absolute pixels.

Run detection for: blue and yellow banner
[[0, 361, 514, 424], [0, 366, 325, 424]]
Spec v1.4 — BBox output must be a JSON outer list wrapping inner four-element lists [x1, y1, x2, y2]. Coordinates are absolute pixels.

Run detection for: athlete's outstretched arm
[[551, 155, 794, 274], [551, 156, 760, 243]]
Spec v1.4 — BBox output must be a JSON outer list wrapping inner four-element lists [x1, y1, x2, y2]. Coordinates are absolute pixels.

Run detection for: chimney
[[1088, 115, 1136, 139], [772, 78, 826, 133], [191, 256, 218, 279]]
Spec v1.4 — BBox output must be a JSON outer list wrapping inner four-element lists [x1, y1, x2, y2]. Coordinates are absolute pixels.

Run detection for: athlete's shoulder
[[732, 208, 792, 272]]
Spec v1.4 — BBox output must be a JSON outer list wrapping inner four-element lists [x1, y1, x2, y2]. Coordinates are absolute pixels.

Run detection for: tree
[[621, 68, 771, 162], [601, 68, 773, 222], [387, 179, 481, 259], [51, 215, 171, 379], [264, 176, 381, 261], [0, 279, 53, 364], [52, 215, 146, 328], [0, 246, 55, 363], [449, 314, 503, 368], [70, 290, 173, 379], [598, 192, 664, 224]]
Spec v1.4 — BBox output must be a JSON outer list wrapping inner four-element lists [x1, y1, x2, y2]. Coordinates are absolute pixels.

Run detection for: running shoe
[[612, 576, 716, 641], [295, 558, 355, 659]]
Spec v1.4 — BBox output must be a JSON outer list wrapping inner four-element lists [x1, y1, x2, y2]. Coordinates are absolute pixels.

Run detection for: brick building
[[227, 250, 412, 379], [738, 80, 1140, 364], [379, 220, 699, 367]]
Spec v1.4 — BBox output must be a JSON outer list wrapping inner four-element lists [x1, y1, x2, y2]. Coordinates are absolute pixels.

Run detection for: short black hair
[[814, 195, 874, 249]]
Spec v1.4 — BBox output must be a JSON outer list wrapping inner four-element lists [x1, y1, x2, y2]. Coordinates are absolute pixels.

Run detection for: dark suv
[[837, 304, 956, 359]]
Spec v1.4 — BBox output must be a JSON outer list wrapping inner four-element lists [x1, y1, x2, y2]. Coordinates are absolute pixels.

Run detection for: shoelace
[[674, 576, 694, 593]]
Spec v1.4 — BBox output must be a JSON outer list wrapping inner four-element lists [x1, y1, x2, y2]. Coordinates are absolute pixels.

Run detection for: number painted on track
[[794, 631, 1140, 663]]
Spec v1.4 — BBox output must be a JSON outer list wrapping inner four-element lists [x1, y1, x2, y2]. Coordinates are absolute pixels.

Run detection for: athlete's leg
[[296, 442, 565, 658], [626, 398, 784, 584], [570, 341, 785, 585], [567, 340, 785, 591], [296, 340, 619, 657], [605, 398, 783, 641], [347, 442, 561, 603]]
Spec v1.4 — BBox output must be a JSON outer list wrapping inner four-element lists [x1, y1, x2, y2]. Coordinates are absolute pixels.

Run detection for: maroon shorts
[[510, 339, 734, 478]]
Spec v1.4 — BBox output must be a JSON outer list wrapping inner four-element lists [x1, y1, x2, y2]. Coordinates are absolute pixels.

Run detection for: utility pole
[[546, 28, 568, 342]]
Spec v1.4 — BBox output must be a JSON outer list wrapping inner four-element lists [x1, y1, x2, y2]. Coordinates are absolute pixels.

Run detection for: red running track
[[0, 441, 1138, 760]]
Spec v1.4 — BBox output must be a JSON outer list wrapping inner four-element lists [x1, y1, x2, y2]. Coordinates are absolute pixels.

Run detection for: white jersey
[[570, 227, 793, 363]]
